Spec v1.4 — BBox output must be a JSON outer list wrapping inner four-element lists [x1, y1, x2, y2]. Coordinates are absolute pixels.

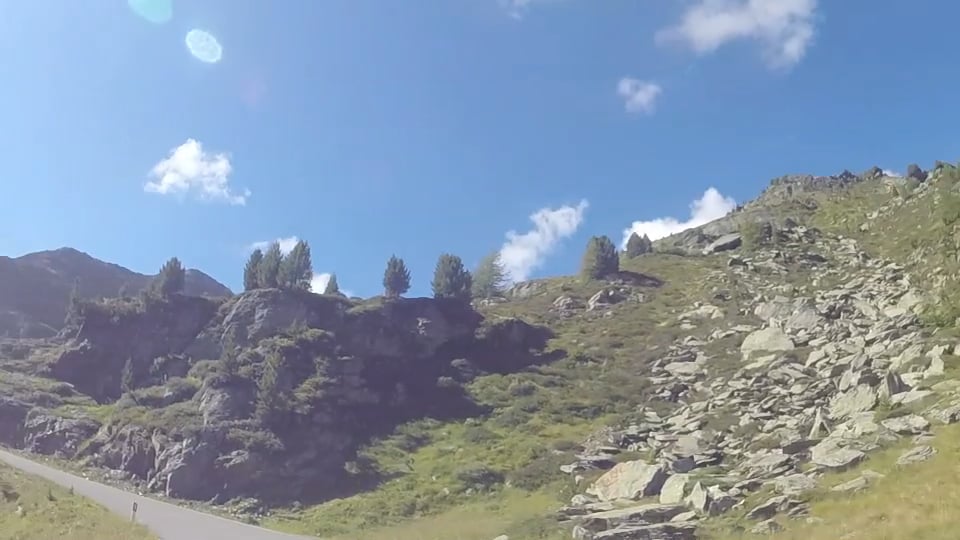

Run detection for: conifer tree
[[278, 240, 313, 290], [323, 273, 340, 295], [258, 242, 283, 289], [471, 251, 508, 299], [432, 253, 472, 301], [256, 351, 291, 427], [383, 255, 411, 298], [625, 232, 653, 258], [155, 257, 186, 297], [243, 249, 264, 291], [65, 278, 83, 326], [580, 236, 619, 280]]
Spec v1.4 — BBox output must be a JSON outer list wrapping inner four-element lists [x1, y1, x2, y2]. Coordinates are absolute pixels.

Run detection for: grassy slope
[[706, 421, 960, 540], [265, 255, 727, 539], [701, 168, 960, 539], [6, 170, 960, 539], [272, 169, 960, 539], [0, 462, 154, 540]]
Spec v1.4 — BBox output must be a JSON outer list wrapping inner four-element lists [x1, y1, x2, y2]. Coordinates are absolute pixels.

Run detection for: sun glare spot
[[127, 0, 172, 24], [185, 29, 223, 64]]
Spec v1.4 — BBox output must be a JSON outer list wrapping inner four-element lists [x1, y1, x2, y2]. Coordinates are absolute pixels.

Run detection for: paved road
[[0, 449, 314, 540]]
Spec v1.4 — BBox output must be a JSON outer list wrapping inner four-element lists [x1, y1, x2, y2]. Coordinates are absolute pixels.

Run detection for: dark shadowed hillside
[[0, 247, 231, 338]]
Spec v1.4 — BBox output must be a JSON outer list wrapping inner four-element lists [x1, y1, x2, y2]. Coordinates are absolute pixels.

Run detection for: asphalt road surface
[[0, 449, 314, 540]]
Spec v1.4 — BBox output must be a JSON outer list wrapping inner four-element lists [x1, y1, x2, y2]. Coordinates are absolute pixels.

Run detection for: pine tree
[[323, 273, 340, 295], [383, 255, 411, 298], [154, 257, 186, 297], [243, 249, 264, 291], [471, 251, 507, 299], [625, 232, 653, 258], [65, 278, 83, 326], [278, 240, 313, 290], [258, 242, 283, 289], [256, 351, 291, 427], [580, 236, 619, 280], [431, 253, 473, 301]]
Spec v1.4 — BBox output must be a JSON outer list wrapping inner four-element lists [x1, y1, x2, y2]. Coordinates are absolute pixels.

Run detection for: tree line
[[143, 229, 656, 305], [578, 231, 654, 280], [239, 242, 510, 301]]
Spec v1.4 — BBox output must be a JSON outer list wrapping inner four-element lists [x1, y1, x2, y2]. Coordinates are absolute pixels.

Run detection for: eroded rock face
[[22, 412, 100, 458], [0, 398, 30, 446], [16, 290, 556, 506], [51, 295, 220, 402]]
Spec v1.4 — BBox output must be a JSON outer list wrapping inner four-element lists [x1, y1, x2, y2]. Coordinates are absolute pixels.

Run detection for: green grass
[[12, 171, 960, 540], [261, 253, 745, 537], [269, 170, 960, 539], [0, 462, 155, 540], [705, 422, 960, 540]]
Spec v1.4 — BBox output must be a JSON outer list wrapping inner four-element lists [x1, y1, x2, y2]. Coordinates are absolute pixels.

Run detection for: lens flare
[[127, 0, 172, 24], [185, 29, 223, 64]]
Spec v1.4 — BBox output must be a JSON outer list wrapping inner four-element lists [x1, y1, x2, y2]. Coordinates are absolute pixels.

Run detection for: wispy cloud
[[621, 188, 737, 247], [145, 139, 250, 205], [500, 200, 588, 283], [248, 236, 300, 255], [500, 0, 558, 19], [656, 0, 818, 69], [617, 78, 663, 115], [310, 273, 332, 293], [309, 273, 354, 297], [246, 237, 352, 296]]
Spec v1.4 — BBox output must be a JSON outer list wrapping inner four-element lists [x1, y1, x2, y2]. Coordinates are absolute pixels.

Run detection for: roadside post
[[131, 501, 139, 523]]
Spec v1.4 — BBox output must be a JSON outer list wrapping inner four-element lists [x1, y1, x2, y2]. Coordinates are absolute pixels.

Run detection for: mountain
[[0, 247, 232, 338], [1, 163, 960, 540]]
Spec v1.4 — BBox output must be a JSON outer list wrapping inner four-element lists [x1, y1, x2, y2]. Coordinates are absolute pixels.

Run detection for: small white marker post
[[131, 501, 139, 523]]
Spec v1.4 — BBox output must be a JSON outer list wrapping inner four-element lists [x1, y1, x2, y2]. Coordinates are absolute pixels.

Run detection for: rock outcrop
[[555, 220, 956, 538], [3, 289, 554, 505]]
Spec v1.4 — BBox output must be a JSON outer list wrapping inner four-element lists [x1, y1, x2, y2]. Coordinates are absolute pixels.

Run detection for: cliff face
[[50, 295, 222, 402], [2, 289, 552, 505]]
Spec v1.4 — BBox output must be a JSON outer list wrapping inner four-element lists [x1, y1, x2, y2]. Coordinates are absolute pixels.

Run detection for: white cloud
[[656, 0, 818, 69], [309, 272, 354, 297], [145, 139, 250, 205], [310, 272, 332, 294], [621, 188, 737, 247], [500, 0, 558, 19], [617, 78, 663, 115], [248, 236, 300, 255], [500, 200, 589, 283]]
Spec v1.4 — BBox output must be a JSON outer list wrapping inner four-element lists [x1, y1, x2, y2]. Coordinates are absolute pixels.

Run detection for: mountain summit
[[0, 247, 231, 338]]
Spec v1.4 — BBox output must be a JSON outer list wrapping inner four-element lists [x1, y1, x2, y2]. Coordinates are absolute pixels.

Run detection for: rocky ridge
[[0, 289, 556, 509], [549, 219, 959, 539]]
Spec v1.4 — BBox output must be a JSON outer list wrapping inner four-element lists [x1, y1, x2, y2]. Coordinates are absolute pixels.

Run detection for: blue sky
[[1, 0, 958, 296]]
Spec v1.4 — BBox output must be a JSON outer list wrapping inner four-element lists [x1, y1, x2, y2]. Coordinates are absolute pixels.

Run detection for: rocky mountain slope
[[0, 247, 232, 338], [1, 163, 960, 540]]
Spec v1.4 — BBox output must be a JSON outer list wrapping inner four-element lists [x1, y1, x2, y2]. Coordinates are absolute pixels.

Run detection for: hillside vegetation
[[3, 164, 960, 539], [0, 462, 154, 540]]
